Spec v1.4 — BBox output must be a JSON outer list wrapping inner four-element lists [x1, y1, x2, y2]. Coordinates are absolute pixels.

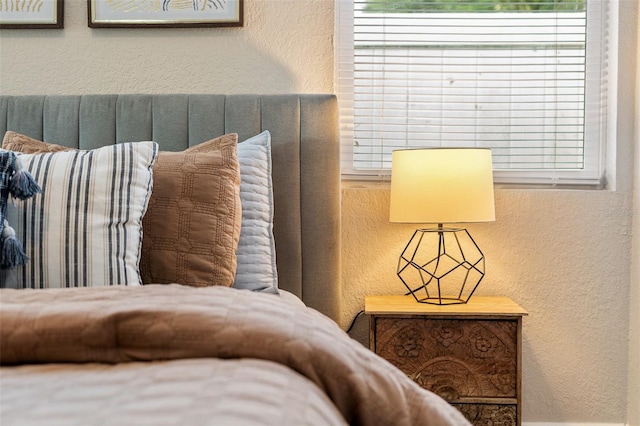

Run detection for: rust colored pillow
[[2, 131, 242, 288]]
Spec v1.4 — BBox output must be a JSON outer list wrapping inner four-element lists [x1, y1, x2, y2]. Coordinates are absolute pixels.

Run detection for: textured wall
[[1, 0, 638, 423], [342, 184, 633, 423], [0, 0, 333, 95]]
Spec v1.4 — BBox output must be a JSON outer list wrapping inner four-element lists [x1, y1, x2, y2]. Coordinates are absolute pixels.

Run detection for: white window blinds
[[336, 0, 611, 185]]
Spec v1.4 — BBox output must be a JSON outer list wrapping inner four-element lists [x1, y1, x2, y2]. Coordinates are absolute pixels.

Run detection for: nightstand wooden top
[[365, 295, 528, 317]]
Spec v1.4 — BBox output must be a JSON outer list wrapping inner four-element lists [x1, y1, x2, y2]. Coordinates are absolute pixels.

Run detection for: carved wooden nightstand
[[366, 295, 527, 426]]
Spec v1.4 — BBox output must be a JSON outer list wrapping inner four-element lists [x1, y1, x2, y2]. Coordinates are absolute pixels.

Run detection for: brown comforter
[[0, 284, 470, 426]]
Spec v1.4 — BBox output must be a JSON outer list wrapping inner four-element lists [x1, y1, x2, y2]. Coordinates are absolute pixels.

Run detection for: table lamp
[[390, 148, 495, 305]]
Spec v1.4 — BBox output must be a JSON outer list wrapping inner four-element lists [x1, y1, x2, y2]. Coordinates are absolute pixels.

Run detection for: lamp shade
[[390, 148, 495, 224]]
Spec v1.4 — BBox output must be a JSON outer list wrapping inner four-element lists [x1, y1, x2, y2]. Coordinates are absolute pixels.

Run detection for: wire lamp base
[[397, 226, 486, 305]]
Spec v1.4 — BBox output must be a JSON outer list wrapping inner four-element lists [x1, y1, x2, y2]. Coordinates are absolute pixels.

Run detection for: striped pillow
[[0, 142, 158, 288]]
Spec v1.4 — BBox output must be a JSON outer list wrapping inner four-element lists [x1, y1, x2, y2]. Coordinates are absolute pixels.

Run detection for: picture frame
[[0, 0, 63, 29], [88, 0, 243, 28]]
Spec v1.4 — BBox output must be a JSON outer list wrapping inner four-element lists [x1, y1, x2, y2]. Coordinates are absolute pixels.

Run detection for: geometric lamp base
[[397, 225, 485, 305]]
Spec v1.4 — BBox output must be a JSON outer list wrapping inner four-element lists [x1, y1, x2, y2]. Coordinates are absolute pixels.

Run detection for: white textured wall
[[1, 0, 638, 424], [343, 185, 634, 423], [0, 0, 333, 94]]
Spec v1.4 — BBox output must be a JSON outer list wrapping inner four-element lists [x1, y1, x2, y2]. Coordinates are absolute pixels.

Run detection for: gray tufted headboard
[[0, 94, 341, 322]]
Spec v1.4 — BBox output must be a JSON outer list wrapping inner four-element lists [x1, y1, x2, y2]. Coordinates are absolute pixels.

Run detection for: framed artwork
[[88, 0, 243, 28], [0, 0, 63, 29]]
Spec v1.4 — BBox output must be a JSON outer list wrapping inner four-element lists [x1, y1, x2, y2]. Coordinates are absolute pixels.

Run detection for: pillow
[[1, 133, 70, 154], [236, 132, 279, 293], [2, 131, 243, 288], [0, 141, 158, 288], [140, 134, 242, 287], [4, 130, 278, 293]]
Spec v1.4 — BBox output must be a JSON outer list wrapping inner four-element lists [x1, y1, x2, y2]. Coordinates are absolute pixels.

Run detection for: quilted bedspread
[[0, 284, 470, 426]]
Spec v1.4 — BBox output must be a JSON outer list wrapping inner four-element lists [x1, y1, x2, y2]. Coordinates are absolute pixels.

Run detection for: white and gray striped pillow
[[0, 142, 158, 288]]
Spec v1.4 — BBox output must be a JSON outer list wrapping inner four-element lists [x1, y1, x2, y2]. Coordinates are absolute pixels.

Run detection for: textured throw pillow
[[140, 134, 242, 287], [0, 141, 158, 288], [2, 131, 243, 288], [1, 133, 70, 155], [186, 131, 278, 293]]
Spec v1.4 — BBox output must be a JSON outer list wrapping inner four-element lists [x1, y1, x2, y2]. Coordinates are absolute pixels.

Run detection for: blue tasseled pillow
[[0, 151, 41, 270]]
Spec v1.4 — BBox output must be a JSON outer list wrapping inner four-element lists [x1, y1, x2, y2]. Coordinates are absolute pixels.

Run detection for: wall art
[[0, 0, 63, 29], [88, 0, 243, 28]]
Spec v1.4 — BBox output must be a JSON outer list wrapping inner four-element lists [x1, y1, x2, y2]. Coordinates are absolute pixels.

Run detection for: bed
[[0, 94, 469, 425]]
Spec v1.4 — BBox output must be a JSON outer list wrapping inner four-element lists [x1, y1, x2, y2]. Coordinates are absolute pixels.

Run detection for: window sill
[[341, 177, 607, 191]]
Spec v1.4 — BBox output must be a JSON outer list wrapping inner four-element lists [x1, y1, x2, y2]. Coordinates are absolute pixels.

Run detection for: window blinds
[[336, 0, 611, 185]]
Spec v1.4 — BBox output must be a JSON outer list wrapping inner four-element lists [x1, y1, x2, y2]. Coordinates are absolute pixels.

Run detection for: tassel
[[9, 156, 41, 200], [1, 221, 28, 270]]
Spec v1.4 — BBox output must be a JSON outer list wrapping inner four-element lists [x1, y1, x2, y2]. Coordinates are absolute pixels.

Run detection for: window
[[335, 0, 612, 185]]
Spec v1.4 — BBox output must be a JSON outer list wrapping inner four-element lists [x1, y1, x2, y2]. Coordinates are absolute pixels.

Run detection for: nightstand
[[366, 295, 527, 426]]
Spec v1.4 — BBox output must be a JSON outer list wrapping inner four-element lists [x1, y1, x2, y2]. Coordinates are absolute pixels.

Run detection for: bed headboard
[[0, 94, 341, 322]]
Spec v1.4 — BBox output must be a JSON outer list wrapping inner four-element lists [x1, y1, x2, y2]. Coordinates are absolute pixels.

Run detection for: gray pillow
[[233, 131, 279, 294]]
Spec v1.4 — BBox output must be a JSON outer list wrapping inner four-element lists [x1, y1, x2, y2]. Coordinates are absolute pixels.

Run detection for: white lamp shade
[[390, 148, 496, 224]]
